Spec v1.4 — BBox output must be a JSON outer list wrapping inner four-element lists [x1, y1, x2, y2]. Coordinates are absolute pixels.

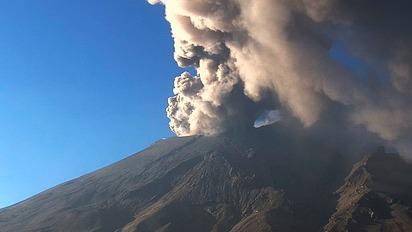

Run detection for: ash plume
[[150, 0, 412, 156]]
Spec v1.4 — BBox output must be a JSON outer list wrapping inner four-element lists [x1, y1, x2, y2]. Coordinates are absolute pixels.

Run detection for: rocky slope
[[325, 147, 412, 232], [0, 125, 411, 232]]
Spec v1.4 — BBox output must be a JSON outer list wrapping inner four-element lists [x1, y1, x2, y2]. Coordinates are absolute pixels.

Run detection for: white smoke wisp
[[150, 0, 412, 156], [254, 110, 281, 129]]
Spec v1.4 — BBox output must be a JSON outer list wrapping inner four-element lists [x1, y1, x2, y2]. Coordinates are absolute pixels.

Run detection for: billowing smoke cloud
[[149, 0, 412, 156]]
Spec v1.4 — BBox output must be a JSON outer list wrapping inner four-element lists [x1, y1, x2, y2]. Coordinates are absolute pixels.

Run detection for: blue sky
[[0, 0, 180, 208]]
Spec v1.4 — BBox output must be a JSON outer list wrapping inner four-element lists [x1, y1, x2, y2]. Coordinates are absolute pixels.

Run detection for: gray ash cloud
[[150, 0, 412, 156]]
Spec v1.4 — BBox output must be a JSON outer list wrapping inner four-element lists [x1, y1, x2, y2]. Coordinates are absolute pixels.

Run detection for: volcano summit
[[1, 125, 411, 232]]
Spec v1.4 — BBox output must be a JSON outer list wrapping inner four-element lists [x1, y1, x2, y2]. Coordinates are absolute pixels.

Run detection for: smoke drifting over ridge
[[150, 0, 412, 156]]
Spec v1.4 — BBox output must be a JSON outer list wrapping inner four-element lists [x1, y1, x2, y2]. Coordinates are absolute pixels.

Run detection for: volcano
[[1, 125, 411, 232]]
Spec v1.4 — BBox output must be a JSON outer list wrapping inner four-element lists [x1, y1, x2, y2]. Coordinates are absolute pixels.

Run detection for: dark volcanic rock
[[0, 125, 411, 232], [325, 148, 412, 232]]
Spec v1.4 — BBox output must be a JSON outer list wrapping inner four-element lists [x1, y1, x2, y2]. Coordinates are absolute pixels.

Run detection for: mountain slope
[[0, 125, 410, 232], [325, 148, 412, 232]]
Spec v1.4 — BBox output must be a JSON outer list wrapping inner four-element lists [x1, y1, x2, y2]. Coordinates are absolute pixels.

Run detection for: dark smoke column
[[149, 0, 412, 158]]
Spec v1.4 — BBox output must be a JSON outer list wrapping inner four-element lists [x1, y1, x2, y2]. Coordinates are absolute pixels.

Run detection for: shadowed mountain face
[[325, 148, 412, 232], [0, 126, 411, 232]]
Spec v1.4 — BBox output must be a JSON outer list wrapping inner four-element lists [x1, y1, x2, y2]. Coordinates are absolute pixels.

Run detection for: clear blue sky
[[0, 0, 180, 208]]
